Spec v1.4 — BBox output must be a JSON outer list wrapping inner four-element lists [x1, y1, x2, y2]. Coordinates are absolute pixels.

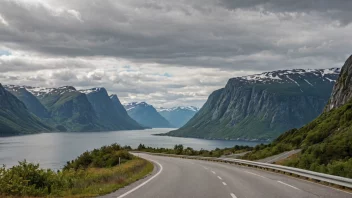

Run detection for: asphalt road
[[257, 149, 302, 163], [101, 153, 352, 198]]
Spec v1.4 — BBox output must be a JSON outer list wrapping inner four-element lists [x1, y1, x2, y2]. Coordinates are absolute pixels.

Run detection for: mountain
[[243, 55, 352, 178], [166, 68, 340, 140], [124, 102, 173, 128], [326, 56, 352, 111], [79, 88, 144, 130], [110, 94, 144, 129], [28, 86, 103, 132], [4, 85, 51, 119], [0, 84, 51, 136], [157, 106, 199, 128]]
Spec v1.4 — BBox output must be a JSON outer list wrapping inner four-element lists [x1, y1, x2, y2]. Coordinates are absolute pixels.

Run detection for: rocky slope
[[157, 106, 199, 128], [79, 88, 144, 130], [167, 68, 340, 140], [0, 84, 51, 136], [242, 55, 352, 178], [124, 102, 173, 128], [326, 55, 352, 111]]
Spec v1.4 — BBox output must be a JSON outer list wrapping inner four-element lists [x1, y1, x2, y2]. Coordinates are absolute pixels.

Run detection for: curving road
[[100, 153, 352, 198]]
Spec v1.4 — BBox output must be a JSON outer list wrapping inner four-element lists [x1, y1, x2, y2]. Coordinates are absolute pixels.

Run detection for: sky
[[0, 0, 351, 108]]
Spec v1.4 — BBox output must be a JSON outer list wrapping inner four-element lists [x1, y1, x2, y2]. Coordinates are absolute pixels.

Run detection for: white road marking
[[211, 171, 216, 174], [230, 193, 238, 198], [117, 158, 163, 198], [222, 182, 227, 186], [245, 171, 267, 179], [217, 176, 222, 180], [277, 181, 300, 190]]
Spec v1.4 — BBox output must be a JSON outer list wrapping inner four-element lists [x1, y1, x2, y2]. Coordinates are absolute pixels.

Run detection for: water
[[0, 128, 262, 170]]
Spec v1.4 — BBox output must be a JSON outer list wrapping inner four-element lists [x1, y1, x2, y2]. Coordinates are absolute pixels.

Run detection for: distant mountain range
[[157, 106, 199, 128], [166, 68, 340, 140], [2, 85, 145, 136], [124, 102, 173, 128]]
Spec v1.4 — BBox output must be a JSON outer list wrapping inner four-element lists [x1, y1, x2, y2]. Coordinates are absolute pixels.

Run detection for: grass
[[0, 144, 154, 198], [59, 159, 153, 197], [242, 99, 352, 178]]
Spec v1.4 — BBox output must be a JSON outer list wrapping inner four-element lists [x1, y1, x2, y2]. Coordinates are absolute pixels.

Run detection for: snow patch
[[158, 106, 199, 112], [303, 79, 314, 86], [286, 76, 300, 87]]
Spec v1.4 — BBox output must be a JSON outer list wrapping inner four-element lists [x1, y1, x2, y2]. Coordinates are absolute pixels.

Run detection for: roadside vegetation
[[135, 144, 253, 157], [0, 144, 153, 197], [242, 100, 352, 178]]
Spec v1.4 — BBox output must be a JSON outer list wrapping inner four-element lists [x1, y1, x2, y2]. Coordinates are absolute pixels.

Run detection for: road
[[257, 149, 302, 163], [101, 153, 352, 198]]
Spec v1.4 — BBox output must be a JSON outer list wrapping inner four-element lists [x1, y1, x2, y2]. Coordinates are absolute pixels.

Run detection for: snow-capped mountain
[[157, 106, 200, 128], [157, 106, 200, 112], [4, 85, 51, 119], [4, 85, 144, 132], [236, 68, 340, 85], [124, 102, 173, 128], [166, 68, 341, 140], [25, 86, 76, 98], [0, 84, 52, 136]]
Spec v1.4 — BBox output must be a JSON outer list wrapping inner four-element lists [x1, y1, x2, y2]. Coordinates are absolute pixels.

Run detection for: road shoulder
[[98, 159, 160, 198]]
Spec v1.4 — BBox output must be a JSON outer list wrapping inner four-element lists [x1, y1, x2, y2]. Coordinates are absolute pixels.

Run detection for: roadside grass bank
[[134, 143, 253, 157], [0, 144, 153, 198], [241, 100, 352, 179]]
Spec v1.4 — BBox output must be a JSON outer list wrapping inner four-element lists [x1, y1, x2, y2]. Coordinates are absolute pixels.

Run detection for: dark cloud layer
[[0, 0, 351, 107], [220, 0, 352, 24]]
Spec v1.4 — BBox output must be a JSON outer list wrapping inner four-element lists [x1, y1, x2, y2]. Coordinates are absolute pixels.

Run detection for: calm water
[[0, 128, 262, 170]]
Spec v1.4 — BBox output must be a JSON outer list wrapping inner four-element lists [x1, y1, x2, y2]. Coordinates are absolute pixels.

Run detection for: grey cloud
[[1, 0, 352, 107], [0, 0, 351, 72], [220, 0, 352, 24]]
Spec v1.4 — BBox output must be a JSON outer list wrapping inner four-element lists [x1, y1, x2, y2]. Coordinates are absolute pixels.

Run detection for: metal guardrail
[[134, 152, 352, 190]]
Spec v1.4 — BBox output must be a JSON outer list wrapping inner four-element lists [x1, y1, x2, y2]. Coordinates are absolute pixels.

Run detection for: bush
[[64, 143, 134, 170], [0, 161, 61, 196], [0, 144, 151, 197]]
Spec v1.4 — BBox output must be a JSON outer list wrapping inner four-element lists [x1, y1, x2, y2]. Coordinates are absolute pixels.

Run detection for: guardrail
[[133, 151, 352, 190]]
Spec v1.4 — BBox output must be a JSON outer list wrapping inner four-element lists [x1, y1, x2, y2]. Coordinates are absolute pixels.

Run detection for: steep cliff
[[326, 55, 352, 111], [242, 55, 352, 178], [0, 84, 51, 136], [167, 68, 340, 140], [110, 94, 144, 130], [80, 88, 144, 130]]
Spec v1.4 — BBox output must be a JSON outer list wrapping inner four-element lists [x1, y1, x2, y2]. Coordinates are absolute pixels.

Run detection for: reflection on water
[[0, 128, 262, 169]]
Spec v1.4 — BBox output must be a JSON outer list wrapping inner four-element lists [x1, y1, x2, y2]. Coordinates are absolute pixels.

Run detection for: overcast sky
[[0, 0, 351, 108]]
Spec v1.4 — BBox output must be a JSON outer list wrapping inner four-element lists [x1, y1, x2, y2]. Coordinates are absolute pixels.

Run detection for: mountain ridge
[[242, 55, 352, 178], [0, 83, 52, 136], [124, 102, 173, 128], [165, 68, 340, 140], [157, 106, 200, 128]]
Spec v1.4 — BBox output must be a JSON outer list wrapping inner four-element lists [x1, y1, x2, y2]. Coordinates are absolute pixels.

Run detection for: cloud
[[219, 0, 352, 25], [0, 0, 351, 107]]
